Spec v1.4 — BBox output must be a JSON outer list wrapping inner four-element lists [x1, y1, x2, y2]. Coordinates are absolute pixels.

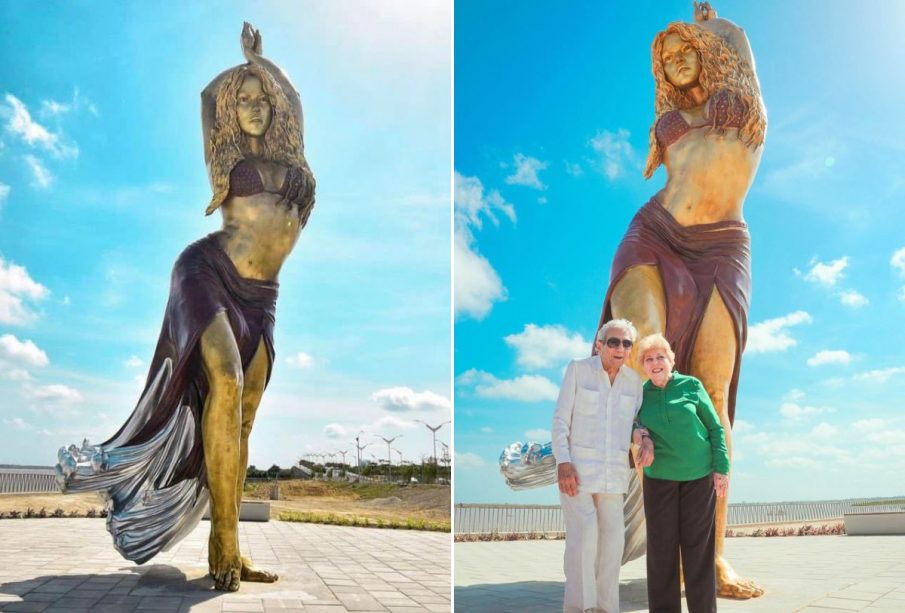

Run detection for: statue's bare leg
[[689, 288, 764, 599], [234, 338, 278, 583], [610, 264, 667, 480], [201, 311, 243, 592]]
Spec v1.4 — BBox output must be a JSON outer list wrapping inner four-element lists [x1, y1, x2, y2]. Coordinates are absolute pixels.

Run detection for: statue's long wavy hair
[[643, 22, 766, 179], [206, 64, 305, 213]]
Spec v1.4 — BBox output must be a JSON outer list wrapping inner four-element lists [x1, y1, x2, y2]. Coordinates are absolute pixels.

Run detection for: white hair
[[596, 318, 638, 343]]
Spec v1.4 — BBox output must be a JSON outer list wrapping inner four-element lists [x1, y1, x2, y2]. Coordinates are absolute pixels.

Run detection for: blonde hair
[[636, 333, 675, 365], [643, 22, 767, 179], [206, 64, 305, 214]]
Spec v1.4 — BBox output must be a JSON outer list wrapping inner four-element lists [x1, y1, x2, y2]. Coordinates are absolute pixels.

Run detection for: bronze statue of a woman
[[597, 2, 765, 599], [55, 23, 314, 592]]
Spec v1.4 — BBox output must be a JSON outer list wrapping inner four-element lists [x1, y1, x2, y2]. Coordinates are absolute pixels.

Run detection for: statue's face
[[661, 33, 701, 90], [236, 75, 272, 137]]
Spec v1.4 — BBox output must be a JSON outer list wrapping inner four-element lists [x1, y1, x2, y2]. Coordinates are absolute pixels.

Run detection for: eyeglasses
[[604, 338, 633, 349]]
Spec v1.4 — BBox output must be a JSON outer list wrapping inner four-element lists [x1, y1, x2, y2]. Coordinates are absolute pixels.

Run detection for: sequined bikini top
[[227, 159, 311, 206], [655, 90, 745, 150]]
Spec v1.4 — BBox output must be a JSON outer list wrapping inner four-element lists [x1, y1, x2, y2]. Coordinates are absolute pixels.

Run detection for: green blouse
[[638, 372, 729, 481]]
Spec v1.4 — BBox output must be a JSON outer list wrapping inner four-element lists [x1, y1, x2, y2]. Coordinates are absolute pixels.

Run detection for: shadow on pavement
[[455, 578, 649, 612], [0, 564, 222, 611]]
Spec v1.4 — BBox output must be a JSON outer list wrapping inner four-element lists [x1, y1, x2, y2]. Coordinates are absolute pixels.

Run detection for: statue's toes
[[718, 578, 764, 600]]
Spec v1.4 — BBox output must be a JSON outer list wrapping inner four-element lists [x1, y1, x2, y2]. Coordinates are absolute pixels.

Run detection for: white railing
[[455, 498, 905, 534], [0, 467, 60, 494]]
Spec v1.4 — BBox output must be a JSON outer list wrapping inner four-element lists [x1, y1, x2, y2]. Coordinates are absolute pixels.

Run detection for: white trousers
[[560, 491, 624, 613]]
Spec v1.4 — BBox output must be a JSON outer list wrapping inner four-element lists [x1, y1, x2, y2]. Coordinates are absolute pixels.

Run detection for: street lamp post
[[354, 431, 370, 476], [414, 420, 449, 479], [375, 435, 402, 483]]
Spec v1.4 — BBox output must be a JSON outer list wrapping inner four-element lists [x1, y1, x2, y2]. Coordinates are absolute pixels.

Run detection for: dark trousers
[[643, 474, 716, 613]]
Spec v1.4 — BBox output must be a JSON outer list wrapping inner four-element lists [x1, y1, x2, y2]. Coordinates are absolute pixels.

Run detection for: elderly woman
[[633, 333, 728, 613]]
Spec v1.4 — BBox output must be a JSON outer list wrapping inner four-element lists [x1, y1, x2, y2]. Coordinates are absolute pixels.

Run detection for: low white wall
[[844, 512, 905, 535]]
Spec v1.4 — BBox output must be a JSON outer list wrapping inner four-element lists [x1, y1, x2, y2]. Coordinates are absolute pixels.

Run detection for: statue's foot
[[208, 531, 241, 592], [240, 555, 279, 583], [716, 556, 764, 599]]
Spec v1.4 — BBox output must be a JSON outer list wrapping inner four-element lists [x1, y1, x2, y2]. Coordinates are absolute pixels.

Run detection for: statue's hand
[[241, 22, 263, 60], [693, 1, 718, 22]]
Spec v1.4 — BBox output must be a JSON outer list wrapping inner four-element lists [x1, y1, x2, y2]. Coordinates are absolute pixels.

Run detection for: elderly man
[[552, 318, 652, 613]]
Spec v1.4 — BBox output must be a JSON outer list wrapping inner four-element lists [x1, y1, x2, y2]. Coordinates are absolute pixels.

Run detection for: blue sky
[[454, 1, 905, 504], [0, 1, 451, 470]]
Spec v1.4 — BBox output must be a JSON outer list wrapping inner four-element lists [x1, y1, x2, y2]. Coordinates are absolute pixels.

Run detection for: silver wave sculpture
[[54, 358, 209, 564], [500, 440, 646, 564]]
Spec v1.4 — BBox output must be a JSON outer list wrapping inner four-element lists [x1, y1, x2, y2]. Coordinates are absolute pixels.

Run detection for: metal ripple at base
[[499, 440, 647, 564], [53, 358, 209, 564]]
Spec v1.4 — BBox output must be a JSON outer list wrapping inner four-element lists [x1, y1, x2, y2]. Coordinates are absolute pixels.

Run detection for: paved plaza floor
[[0, 518, 450, 612], [455, 535, 905, 612]]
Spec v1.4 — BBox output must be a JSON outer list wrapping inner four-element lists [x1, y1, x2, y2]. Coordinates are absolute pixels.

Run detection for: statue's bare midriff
[[654, 127, 762, 226], [218, 163, 302, 281]]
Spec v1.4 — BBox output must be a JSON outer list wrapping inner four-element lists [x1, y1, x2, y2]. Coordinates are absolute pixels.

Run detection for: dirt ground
[[0, 481, 451, 524], [244, 480, 450, 522]]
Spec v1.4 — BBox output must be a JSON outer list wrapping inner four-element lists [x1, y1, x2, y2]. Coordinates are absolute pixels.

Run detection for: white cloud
[[454, 172, 515, 230], [806, 350, 852, 367], [0, 182, 9, 205], [811, 422, 839, 438], [454, 172, 513, 321], [524, 428, 551, 441], [899, 287, 905, 304], [852, 418, 887, 433], [504, 153, 548, 190], [40, 100, 69, 116], [323, 423, 347, 439], [286, 352, 314, 369], [745, 311, 812, 354], [480, 426, 494, 433], [504, 323, 589, 370], [564, 161, 583, 176], [368, 414, 417, 431], [24, 154, 53, 188], [3, 94, 78, 158], [589, 128, 635, 180], [779, 402, 826, 421], [455, 451, 487, 469], [802, 256, 848, 287], [785, 388, 805, 401], [854, 366, 905, 384], [2, 417, 30, 430], [891, 248, 905, 277], [455, 227, 506, 320], [25, 383, 82, 403], [124, 355, 143, 368], [838, 290, 868, 308], [0, 257, 50, 325], [370, 386, 450, 412], [732, 419, 754, 433], [2, 367, 32, 381], [457, 368, 559, 403], [0, 334, 49, 366]]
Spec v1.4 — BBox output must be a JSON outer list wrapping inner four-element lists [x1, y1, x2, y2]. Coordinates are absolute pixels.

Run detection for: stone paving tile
[[456, 535, 905, 612], [0, 518, 450, 613]]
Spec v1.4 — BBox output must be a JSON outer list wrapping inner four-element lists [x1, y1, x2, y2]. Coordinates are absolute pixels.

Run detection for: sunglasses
[[603, 338, 633, 349]]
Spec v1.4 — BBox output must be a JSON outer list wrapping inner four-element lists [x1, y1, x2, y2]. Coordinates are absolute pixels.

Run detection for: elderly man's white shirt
[[551, 355, 643, 494]]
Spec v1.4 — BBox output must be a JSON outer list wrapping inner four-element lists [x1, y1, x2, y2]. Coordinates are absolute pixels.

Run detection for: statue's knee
[[209, 365, 244, 396]]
